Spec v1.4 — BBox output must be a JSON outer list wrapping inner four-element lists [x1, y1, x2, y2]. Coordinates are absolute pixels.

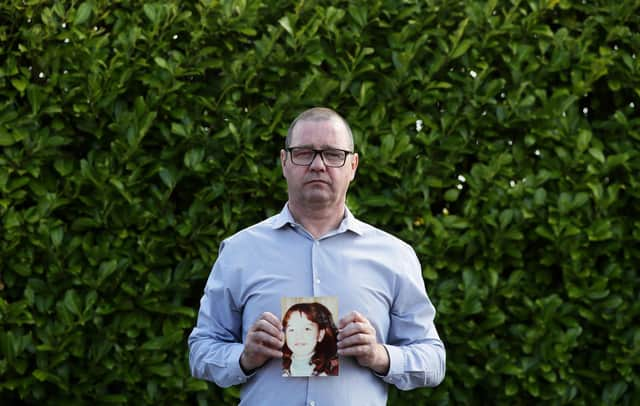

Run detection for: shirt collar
[[271, 203, 364, 236]]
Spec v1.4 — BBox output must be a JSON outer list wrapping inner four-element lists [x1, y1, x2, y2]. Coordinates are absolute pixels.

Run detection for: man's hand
[[337, 311, 390, 375], [240, 312, 284, 373]]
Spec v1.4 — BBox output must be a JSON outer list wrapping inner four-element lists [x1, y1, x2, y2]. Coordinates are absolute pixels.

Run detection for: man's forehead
[[294, 116, 343, 131], [291, 117, 348, 143]]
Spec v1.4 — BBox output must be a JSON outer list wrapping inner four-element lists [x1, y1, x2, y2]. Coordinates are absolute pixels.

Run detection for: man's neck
[[288, 201, 345, 239]]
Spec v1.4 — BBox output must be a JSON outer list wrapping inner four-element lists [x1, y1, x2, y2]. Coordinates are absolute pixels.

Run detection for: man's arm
[[188, 245, 285, 387], [382, 248, 446, 389], [337, 248, 446, 390], [188, 260, 249, 388]]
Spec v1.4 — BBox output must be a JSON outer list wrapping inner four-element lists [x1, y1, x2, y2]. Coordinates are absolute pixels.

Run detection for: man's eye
[[294, 150, 313, 159], [324, 151, 343, 160]]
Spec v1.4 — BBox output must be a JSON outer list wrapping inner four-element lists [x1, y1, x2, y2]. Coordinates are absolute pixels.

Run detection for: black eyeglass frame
[[285, 147, 354, 168]]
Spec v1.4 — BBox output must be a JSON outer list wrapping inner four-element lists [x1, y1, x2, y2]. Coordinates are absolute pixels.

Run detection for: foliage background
[[1, 0, 639, 404]]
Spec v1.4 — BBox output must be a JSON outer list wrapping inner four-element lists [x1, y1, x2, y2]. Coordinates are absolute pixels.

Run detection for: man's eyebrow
[[289, 144, 342, 149]]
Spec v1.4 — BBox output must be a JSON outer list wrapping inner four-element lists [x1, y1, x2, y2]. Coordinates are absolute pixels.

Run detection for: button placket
[[312, 240, 320, 295]]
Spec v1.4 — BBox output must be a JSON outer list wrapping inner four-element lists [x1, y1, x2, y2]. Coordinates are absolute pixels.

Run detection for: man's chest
[[238, 246, 395, 340]]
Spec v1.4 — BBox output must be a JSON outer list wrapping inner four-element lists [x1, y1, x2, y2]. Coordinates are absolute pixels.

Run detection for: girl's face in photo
[[285, 311, 324, 357]]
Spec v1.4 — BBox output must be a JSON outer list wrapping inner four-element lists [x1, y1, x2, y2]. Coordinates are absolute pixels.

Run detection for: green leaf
[[533, 188, 547, 206], [74, 2, 93, 25], [0, 331, 17, 360], [558, 192, 572, 214], [141, 331, 182, 350], [573, 192, 589, 208], [587, 182, 603, 202], [159, 167, 177, 189], [98, 259, 119, 286], [63, 290, 82, 316], [449, 18, 469, 55], [237, 27, 257, 36], [450, 38, 474, 59], [499, 209, 513, 229], [143, 3, 158, 23], [606, 153, 629, 168], [602, 382, 628, 404], [348, 4, 368, 28], [50, 227, 64, 247], [184, 148, 205, 169], [588, 219, 613, 241], [444, 188, 460, 201], [441, 215, 470, 229], [32, 369, 49, 381], [576, 129, 591, 152], [11, 78, 28, 93], [589, 147, 605, 163], [278, 16, 293, 35], [54, 159, 73, 176], [0, 131, 16, 146], [148, 363, 173, 377], [154, 56, 169, 70]]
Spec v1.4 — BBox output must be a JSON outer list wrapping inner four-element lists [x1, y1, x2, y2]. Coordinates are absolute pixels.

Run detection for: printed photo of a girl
[[281, 301, 339, 377]]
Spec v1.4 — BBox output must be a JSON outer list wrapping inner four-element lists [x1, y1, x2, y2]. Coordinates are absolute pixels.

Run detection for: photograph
[[281, 296, 339, 377]]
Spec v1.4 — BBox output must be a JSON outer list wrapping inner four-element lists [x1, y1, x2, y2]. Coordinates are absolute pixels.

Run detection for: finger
[[260, 347, 284, 359], [251, 312, 282, 334], [339, 310, 370, 329], [338, 321, 374, 340], [260, 312, 283, 330], [338, 311, 360, 328], [337, 332, 375, 349], [241, 343, 283, 370], [247, 330, 285, 348], [246, 339, 284, 358], [251, 318, 284, 340], [337, 344, 373, 357]]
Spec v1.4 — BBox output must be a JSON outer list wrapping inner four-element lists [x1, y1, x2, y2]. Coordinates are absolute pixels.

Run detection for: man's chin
[[302, 193, 334, 206]]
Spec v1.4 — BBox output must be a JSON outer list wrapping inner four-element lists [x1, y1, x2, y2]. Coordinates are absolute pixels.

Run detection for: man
[[189, 107, 445, 405]]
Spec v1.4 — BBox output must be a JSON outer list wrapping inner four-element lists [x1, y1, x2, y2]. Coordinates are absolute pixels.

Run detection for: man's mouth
[[305, 179, 329, 185]]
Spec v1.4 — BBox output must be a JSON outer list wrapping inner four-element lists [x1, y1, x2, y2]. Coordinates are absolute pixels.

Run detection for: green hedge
[[1, 0, 639, 404]]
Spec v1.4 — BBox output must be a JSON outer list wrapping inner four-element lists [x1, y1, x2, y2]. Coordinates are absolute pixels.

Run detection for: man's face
[[281, 118, 358, 210], [285, 311, 323, 357]]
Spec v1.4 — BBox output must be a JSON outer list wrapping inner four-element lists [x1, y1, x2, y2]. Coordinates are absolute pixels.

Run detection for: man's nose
[[309, 152, 326, 170]]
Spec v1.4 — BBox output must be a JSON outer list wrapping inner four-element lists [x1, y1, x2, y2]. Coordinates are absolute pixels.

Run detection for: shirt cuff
[[229, 344, 252, 383], [374, 344, 403, 378]]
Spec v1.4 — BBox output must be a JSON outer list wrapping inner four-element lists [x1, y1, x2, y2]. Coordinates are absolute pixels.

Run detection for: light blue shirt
[[189, 205, 445, 405]]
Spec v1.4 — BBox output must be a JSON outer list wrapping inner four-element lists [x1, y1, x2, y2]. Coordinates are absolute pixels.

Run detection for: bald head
[[285, 107, 354, 150]]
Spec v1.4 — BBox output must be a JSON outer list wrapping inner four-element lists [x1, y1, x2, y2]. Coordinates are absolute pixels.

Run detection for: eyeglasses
[[286, 147, 353, 168]]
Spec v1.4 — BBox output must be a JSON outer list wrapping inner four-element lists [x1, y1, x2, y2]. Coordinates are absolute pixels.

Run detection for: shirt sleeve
[[188, 241, 250, 387], [380, 246, 446, 390]]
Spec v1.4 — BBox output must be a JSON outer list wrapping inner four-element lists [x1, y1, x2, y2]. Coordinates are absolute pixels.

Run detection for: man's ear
[[349, 153, 359, 181], [317, 329, 325, 342], [280, 149, 288, 177]]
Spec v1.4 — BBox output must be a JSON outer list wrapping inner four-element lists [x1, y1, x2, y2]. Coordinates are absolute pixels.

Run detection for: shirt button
[[309, 401, 316, 406], [315, 278, 320, 284]]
